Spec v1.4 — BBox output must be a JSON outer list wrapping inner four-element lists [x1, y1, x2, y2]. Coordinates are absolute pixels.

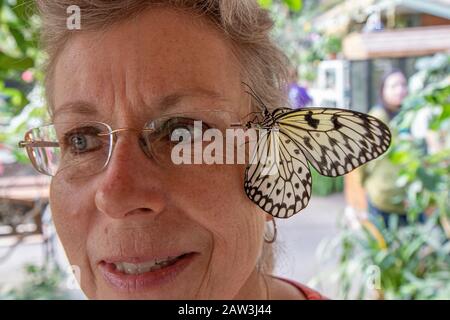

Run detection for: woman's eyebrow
[[52, 88, 229, 120], [52, 101, 98, 121], [155, 87, 230, 112]]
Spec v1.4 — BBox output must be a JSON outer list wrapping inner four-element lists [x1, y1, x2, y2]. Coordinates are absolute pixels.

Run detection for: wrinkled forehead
[[51, 8, 248, 125]]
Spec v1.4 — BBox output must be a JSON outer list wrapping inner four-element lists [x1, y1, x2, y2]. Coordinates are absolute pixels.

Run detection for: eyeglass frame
[[17, 109, 251, 177]]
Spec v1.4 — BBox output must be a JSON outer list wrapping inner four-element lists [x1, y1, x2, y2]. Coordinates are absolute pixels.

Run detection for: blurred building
[[310, 0, 450, 113], [307, 0, 450, 214]]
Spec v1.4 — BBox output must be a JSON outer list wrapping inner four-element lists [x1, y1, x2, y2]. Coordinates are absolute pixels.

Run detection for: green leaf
[[0, 52, 34, 71], [257, 0, 273, 9], [11, 0, 34, 22], [390, 150, 410, 164], [258, 0, 302, 11], [9, 25, 28, 54], [283, 0, 303, 11], [417, 167, 441, 191]]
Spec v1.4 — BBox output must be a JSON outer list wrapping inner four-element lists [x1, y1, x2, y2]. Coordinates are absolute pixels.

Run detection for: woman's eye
[[159, 117, 209, 142], [63, 127, 104, 154], [69, 134, 92, 152]]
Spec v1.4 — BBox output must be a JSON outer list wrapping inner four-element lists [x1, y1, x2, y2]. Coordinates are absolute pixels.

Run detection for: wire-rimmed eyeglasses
[[18, 110, 246, 179]]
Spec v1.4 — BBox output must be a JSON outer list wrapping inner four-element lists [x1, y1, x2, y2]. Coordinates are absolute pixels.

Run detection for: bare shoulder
[[267, 276, 307, 300]]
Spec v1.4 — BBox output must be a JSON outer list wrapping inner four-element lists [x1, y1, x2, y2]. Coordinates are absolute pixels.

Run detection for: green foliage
[[0, 0, 42, 118], [390, 53, 450, 222], [266, 1, 343, 84], [322, 35, 341, 55], [1, 263, 70, 300], [0, 87, 49, 164], [258, 0, 303, 12], [314, 215, 450, 299], [313, 53, 450, 299], [0, 0, 47, 165], [311, 166, 343, 196]]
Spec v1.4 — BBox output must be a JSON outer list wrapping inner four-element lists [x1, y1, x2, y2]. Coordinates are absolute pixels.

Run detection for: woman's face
[[50, 8, 266, 299], [382, 72, 408, 112]]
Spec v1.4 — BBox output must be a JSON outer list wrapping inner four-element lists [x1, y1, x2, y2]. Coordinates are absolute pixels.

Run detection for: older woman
[[20, 0, 326, 299]]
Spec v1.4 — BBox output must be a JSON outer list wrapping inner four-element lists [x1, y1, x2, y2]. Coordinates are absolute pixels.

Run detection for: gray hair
[[36, 0, 290, 113]]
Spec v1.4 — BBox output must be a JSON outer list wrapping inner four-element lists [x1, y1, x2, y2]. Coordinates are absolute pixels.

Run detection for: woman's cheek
[[171, 165, 264, 298], [50, 178, 96, 295], [50, 178, 89, 235], [205, 210, 265, 299], [178, 166, 249, 231]]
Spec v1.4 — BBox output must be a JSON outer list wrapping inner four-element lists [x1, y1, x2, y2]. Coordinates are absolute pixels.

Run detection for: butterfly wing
[[274, 107, 391, 177], [244, 128, 312, 218]]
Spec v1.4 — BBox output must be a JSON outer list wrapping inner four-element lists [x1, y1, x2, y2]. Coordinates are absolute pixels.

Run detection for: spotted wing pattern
[[244, 128, 312, 218], [275, 107, 391, 177], [244, 107, 391, 218]]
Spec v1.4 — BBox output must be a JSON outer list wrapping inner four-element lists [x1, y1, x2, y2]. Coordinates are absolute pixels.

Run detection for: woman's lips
[[98, 252, 198, 292]]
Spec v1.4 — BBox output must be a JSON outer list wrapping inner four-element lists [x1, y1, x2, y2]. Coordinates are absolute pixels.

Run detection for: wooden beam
[[343, 25, 450, 60], [0, 176, 50, 201]]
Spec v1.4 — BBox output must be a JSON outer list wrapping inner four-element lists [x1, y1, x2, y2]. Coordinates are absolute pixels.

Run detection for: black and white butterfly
[[242, 86, 392, 218]]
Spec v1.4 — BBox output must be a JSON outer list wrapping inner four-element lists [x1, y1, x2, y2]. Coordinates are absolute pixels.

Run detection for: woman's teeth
[[113, 256, 181, 275]]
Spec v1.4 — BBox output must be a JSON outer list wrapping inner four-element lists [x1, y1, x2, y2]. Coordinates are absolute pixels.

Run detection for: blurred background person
[[356, 69, 419, 227]]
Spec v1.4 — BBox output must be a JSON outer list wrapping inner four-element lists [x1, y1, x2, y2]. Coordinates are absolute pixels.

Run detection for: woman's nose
[[94, 133, 166, 219]]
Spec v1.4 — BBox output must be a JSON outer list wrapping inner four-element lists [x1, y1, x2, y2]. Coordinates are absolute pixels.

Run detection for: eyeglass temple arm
[[18, 141, 60, 148], [230, 122, 245, 128]]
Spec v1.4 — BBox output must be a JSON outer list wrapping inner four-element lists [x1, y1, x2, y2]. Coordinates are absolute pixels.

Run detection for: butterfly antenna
[[242, 111, 263, 124], [241, 82, 269, 113]]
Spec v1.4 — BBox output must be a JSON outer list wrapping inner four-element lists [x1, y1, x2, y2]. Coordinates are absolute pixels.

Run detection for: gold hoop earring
[[264, 218, 277, 244]]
